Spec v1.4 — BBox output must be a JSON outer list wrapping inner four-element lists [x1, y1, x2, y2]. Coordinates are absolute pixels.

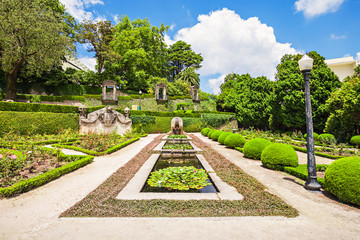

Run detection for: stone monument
[[79, 106, 132, 135], [170, 117, 184, 135]]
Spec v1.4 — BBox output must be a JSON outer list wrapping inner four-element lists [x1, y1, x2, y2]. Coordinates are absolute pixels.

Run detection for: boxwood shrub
[[218, 132, 232, 145], [261, 143, 299, 170], [325, 157, 360, 206], [318, 133, 336, 145], [201, 128, 211, 136], [207, 129, 216, 138], [0, 101, 79, 113], [243, 138, 272, 160], [0, 111, 79, 136], [304, 132, 319, 141], [210, 130, 223, 141], [224, 134, 246, 148], [350, 135, 360, 147]]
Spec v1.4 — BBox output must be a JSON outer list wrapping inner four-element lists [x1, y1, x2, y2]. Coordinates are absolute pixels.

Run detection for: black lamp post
[[139, 90, 142, 110], [298, 54, 321, 190]]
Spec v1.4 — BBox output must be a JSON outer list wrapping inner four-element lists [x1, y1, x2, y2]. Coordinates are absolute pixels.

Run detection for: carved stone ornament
[[79, 106, 132, 135], [170, 117, 184, 135]]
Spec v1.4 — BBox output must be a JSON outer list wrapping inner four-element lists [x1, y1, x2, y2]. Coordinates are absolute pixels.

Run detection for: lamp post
[[298, 54, 321, 190], [139, 90, 142, 110]]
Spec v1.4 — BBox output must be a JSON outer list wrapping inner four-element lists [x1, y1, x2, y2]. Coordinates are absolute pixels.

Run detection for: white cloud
[[209, 74, 227, 95], [169, 24, 176, 31], [295, 0, 344, 18], [356, 52, 360, 61], [78, 57, 96, 71], [164, 34, 176, 47], [331, 33, 347, 40], [59, 0, 104, 21], [113, 14, 120, 24], [171, 8, 297, 93]]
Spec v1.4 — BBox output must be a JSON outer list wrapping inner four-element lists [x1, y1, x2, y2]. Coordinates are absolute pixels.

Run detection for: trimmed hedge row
[[261, 143, 298, 170], [0, 111, 79, 136], [283, 164, 326, 187], [53, 137, 140, 156], [129, 110, 201, 118], [0, 101, 79, 113], [243, 138, 272, 160], [290, 145, 343, 159], [17, 94, 85, 102], [0, 155, 94, 197]]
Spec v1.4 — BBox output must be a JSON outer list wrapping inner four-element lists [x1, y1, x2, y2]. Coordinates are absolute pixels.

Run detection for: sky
[[59, 0, 360, 94]]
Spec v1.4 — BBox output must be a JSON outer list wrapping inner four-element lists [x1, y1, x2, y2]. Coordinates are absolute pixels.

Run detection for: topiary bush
[[243, 138, 272, 160], [207, 129, 216, 138], [304, 132, 319, 141], [261, 143, 299, 170], [350, 135, 360, 147], [325, 157, 360, 206], [201, 128, 211, 136], [218, 132, 232, 145], [318, 133, 336, 145], [210, 130, 223, 141], [224, 134, 246, 148]]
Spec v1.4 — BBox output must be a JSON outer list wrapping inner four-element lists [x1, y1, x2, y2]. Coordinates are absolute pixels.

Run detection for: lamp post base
[[305, 177, 322, 190]]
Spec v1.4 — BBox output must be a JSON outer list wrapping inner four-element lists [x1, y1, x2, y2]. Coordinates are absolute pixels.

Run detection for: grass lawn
[[61, 134, 298, 218]]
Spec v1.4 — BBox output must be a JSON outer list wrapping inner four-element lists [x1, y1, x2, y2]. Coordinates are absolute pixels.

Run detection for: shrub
[[261, 143, 299, 170], [318, 133, 336, 145], [243, 138, 272, 160], [0, 111, 79, 136], [202, 113, 235, 128], [0, 102, 78, 113], [207, 129, 216, 138], [304, 132, 319, 141], [350, 135, 360, 147], [210, 130, 223, 141], [218, 132, 232, 145], [224, 134, 246, 148], [325, 157, 360, 206], [201, 128, 211, 136]]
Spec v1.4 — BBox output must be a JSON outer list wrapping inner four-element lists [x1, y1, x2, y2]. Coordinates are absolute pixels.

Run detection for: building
[[62, 56, 91, 71], [325, 57, 359, 81]]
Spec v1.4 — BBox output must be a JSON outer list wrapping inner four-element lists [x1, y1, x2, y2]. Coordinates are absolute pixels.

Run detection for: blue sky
[[60, 0, 360, 94]]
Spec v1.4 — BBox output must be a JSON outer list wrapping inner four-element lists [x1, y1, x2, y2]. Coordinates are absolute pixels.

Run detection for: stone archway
[[190, 85, 200, 102], [102, 80, 118, 105], [155, 83, 168, 102]]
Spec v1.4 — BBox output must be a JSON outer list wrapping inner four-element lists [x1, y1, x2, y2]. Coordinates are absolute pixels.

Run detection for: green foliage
[[176, 67, 200, 86], [147, 166, 211, 191], [203, 113, 235, 128], [207, 129, 216, 138], [224, 134, 246, 148], [182, 118, 203, 132], [243, 138, 272, 160], [218, 132, 232, 145], [304, 132, 319, 141], [163, 144, 192, 150], [84, 94, 102, 100], [0, 155, 93, 197], [0, 102, 78, 113], [270, 52, 341, 132], [129, 110, 201, 118], [283, 164, 326, 187], [325, 76, 360, 142], [17, 94, 85, 102], [210, 130, 224, 141], [201, 128, 212, 136], [167, 135, 187, 139], [216, 73, 272, 129], [0, 111, 78, 136], [350, 135, 360, 147], [318, 133, 336, 145], [130, 115, 156, 126], [325, 157, 360, 206], [261, 143, 299, 170]]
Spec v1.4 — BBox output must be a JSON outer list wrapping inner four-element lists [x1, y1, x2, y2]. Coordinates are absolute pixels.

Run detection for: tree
[[78, 20, 114, 73], [0, 0, 74, 100], [176, 67, 200, 86], [325, 75, 360, 142], [167, 40, 203, 80], [270, 51, 341, 132], [216, 73, 272, 129], [107, 16, 168, 91]]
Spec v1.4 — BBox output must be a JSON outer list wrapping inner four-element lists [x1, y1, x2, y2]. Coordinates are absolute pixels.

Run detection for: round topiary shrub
[[206, 129, 215, 138], [325, 157, 360, 206], [218, 132, 232, 145], [243, 138, 272, 160], [304, 132, 319, 141], [210, 130, 224, 141], [201, 128, 211, 136], [261, 143, 298, 170], [350, 135, 360, 147], [224, 134, 246, 148], [318, 133, 336, 145]]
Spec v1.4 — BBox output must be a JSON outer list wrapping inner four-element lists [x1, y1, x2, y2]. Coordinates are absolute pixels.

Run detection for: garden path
[[0, 133, 359, 240]]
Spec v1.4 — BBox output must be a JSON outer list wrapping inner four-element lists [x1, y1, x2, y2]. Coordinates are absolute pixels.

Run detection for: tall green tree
[[107, 16, 168, 91], [176, 67, 200, 86], [167, 40, 203, 80], [0, 0, 74, 100], [217, 73, 273, 129], [270, 51, 341, 132], [78, 20, 115, 73], [325, 74, 360, 142]]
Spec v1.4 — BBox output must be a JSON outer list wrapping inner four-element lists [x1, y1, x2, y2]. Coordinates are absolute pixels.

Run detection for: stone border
[[153, 141, 202, 152], [116, 153, 243, 200]]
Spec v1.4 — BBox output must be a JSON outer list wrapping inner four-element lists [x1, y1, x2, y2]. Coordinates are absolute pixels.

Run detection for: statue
[[170, 117, 184, 135], [79, 106, 132, 135]]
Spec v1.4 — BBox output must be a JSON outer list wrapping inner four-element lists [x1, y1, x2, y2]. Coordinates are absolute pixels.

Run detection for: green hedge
[[304, 132, 319, 141], [318, 133, 336, 145], [218, 132, 232, 145], [129, 110, 201, 118], [350, 135, 360, 147], [224, 134, 246, 148], [261, 143, 298, 170], [202, 113, 235, 128], [284, 164, 326, 187], [243, 138, 272, 160], [290, 145, 343, 159], [325, 157, 360, 206], [201, 128, 212, 136], [0, 111, 79, 136], [0, 155, 94, 197], [0, 101, 79, 113], [83, 94, 102, 100], [17, 94, 85, 102], [210, 130, 223, 141], [53, 137, 140, 156]]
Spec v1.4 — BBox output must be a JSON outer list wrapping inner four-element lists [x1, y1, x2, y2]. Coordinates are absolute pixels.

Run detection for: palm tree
[[176, 67, 200, 86]]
